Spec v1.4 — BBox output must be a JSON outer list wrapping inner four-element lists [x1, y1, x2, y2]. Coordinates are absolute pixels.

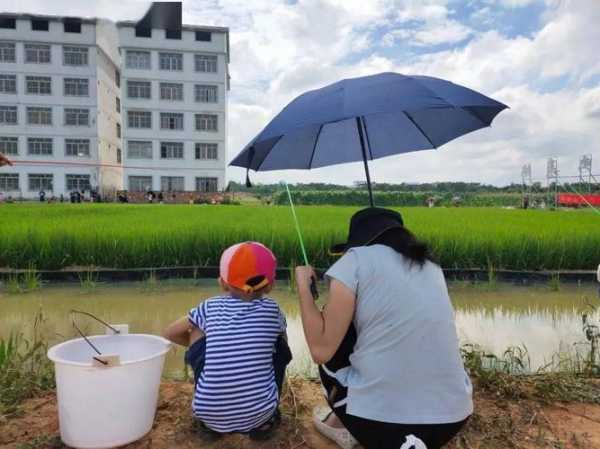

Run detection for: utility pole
[[546, 158, 559, 208]]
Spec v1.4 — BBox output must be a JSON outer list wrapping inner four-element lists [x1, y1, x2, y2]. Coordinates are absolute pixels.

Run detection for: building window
[[125, 50, 151, 69], [160, 113, 184, 130], [26, 76, 52, 95], [115, 69, 120, 87], [195, 85, 217, 103], [159, 52, 183, 71], [127, 110, 152, 128], [127, 140, 152, 159], [25, 44, 51, 64], [135, 27, 151, 38], [0, 136, 18, 155], [127, 80, 151, 99], [195, 54, 217, 73], [66, 174, 90, 191], [160, 82, 183, 101], [63, 45, 88, 66], [64, 108, 89, 126], [65, 139, 90, 157], [27, 107, 52, 125], [195, 31, 212, 42], [116, 123, 121, 138], [64, 78, 88, 96], [0, 173, 19, 191], [160, 141, 184, 159], [195, 142, 218, 160], [129, 176, 152, 192], [165, 29, 181, 40], [161, 176, 184, 191], [64, 20, 82, 33], [0, 74, 16, 94], [27, 138, 53, 155], [28, 174, 53, 192], [0, 106, 17, 124], [0, 42, 16, 62], [195, 114, 218, 131], [116, 97, 120, 113], [0, 17, 16, 29], [31, 19, 49, 31], [196, 177, 218, 192], [117, 148, 122, 163]]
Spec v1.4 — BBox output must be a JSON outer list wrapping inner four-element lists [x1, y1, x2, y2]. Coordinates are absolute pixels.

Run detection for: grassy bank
[[0, 204, 599, 271]]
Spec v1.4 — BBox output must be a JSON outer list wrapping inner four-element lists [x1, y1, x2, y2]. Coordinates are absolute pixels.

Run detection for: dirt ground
[[2, 378, 600, 449]]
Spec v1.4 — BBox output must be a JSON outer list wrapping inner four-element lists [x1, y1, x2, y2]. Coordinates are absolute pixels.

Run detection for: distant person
[[0, 153, 12, 167], [118, 192, 129, 203], [147, 190, 155, 204], [162, 242, 292, 440], [295, 208, 472, 449], [39, 190, 46, 202], [76, 191, 82, 203], [60, 194, 64, 203], [158, 191, 164, 204]]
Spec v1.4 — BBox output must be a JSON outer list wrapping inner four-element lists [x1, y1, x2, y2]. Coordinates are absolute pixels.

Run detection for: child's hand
[[296, 265, 318, 299]]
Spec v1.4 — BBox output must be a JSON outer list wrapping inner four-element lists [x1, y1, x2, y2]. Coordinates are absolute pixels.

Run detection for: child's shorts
[[184, 335, 292, 394]]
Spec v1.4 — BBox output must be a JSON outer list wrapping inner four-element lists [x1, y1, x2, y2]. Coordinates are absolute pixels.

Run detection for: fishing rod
[[284, 181, 319, 300]]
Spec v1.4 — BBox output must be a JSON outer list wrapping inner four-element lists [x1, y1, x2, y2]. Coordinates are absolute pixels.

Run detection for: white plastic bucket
[[47, 334, 171, 449]]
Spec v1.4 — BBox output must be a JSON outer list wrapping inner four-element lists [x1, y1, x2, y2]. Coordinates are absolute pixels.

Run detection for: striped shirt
[[188, 295, 286, 433]]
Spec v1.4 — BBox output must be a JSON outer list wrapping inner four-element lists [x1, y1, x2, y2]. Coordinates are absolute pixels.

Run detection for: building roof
[[0, 12, 97, 25], [116, 20, 228, 34]]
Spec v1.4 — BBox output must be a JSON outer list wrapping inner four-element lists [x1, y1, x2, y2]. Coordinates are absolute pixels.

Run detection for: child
[[163, 241, 292, 440]]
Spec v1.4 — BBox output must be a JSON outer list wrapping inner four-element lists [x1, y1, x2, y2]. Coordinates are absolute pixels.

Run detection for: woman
[[295, 207, 472, 449]]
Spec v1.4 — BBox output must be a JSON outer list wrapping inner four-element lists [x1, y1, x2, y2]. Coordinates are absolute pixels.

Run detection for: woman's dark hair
[[368, 227, 435, 267]]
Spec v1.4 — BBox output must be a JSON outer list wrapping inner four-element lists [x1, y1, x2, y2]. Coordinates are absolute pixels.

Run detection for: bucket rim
[[47, 333, 171, 367]]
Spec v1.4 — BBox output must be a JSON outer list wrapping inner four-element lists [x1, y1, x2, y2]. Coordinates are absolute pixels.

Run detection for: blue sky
[[5, 0, 599, 186]]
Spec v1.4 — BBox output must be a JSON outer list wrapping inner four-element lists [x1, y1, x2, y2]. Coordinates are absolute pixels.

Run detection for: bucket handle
[[69, 309, 121, 366]]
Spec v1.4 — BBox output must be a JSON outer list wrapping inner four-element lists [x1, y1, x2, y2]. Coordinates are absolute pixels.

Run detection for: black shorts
[[319, 325, 469, 449]]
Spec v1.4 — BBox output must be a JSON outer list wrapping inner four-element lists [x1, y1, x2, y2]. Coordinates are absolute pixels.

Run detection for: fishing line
[[283, 181, 319, 299]]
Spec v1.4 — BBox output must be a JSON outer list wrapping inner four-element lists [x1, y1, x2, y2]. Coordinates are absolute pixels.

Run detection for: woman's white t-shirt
[[326, 244, 473, 424]]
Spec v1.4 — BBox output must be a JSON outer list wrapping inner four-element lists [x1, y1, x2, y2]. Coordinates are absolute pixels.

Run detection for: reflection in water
[[0, 280, 598, 376]]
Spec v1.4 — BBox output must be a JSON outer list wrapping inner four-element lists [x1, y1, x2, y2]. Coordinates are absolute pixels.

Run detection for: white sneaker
[[312, 406, 360, 449]]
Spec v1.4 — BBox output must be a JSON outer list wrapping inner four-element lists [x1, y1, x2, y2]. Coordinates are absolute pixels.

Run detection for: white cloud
[[2, 0, 598, 186]]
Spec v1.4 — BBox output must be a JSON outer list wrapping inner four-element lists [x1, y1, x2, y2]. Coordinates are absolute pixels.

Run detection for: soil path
[[2, 379, 600, 449]]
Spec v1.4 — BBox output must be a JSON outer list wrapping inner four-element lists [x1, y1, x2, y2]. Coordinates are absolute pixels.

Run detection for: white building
[[118, 21, 229, 194], [0, 13, 122, 199], [0, 13, 229, 200]]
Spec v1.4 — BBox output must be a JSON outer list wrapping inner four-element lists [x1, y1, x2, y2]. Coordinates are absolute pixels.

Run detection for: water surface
[[1, 280, 598, 376]]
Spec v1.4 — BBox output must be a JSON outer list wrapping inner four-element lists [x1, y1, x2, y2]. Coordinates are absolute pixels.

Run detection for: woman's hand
[[295, 265, 316, 297]]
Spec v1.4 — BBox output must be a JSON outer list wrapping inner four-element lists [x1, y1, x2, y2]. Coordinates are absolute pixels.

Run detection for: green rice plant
[[548, 273, 561, 291], [5, 275, 21, 294], [78, 270, 98, 292], [22, 266, 41, 292], [0, 204, 598, 271]]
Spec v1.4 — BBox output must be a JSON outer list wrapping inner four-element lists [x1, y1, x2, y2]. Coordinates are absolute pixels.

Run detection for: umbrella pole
[[356, 117, 374, 207]]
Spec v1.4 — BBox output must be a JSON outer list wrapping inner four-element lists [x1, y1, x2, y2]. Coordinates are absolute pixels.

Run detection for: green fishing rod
[[284, 182, 319, 300]]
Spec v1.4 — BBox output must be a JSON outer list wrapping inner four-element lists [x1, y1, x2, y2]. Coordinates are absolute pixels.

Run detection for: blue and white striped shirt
[[188, 295, 286, 433]]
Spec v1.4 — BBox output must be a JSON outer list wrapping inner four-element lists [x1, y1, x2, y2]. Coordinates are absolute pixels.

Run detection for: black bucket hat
[[330, 207, 404, 255]]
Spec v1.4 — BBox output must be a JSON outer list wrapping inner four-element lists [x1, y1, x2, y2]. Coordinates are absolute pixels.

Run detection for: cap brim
[[328, 224, 404, 257]]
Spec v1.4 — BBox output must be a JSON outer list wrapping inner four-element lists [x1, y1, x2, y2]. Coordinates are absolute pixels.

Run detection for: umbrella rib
[[307, 124, 324, 169], [255, 135, 284, 171], [360, 116, 374, 160], [403, 112, 438, 149]]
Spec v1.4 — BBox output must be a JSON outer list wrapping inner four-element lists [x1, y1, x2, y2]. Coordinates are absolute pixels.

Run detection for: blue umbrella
[[230, 72, 508, 206]]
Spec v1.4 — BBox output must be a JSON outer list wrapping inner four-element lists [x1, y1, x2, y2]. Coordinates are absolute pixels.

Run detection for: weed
[[0, 311, 55, 415]]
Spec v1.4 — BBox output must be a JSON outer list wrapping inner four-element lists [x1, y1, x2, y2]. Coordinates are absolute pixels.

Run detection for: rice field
[[0, 203, 599, 271]]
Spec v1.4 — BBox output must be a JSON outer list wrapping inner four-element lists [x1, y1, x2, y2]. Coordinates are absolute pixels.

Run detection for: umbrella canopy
[[230, 72, 508, 205]]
